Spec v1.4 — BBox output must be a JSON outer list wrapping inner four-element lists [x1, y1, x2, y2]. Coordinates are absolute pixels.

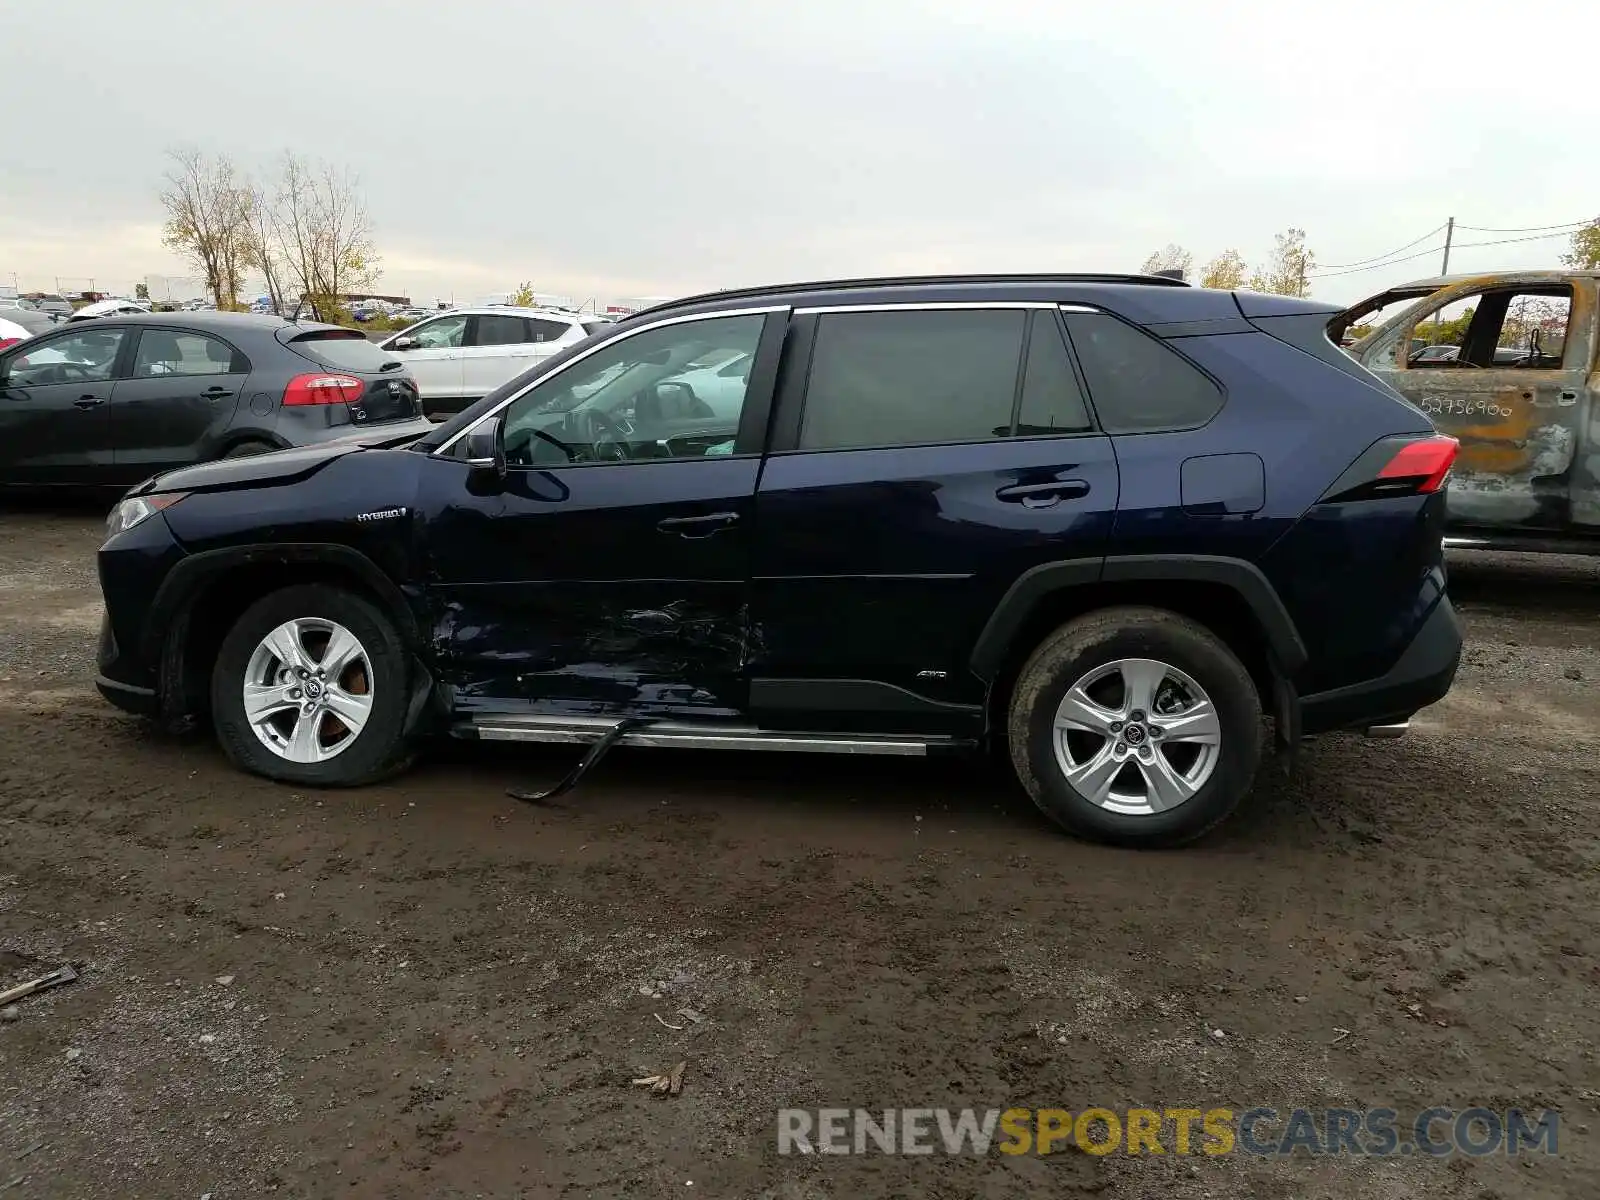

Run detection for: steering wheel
[[575, 408, 631, 462]]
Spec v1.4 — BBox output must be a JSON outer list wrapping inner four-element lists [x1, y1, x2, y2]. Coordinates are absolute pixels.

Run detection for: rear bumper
[[1298, 596, 1462, 735], [96, 670, 158, 715]]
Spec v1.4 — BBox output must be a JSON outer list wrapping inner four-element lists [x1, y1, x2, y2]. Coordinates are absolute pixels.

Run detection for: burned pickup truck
[[1334, 270, 1598, 552]]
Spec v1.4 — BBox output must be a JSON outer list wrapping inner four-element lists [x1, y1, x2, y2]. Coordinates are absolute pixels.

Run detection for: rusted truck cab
[[1337, 270, 1599, 547]]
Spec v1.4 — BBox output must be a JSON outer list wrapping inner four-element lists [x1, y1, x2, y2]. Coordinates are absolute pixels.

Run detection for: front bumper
[[1298, 595, 1462, 735], [95, 512, 187, 714]]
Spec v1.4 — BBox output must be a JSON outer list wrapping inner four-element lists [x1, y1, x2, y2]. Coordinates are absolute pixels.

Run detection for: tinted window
[[474, 314, 532, 347], [291, 332, 398, 371], [528, 318, 571, 343], [133, 330, 244, 377], [1016, 314, 1092, 435], [1063, 312, 1223, 433], [799, 310, 1024, 450]]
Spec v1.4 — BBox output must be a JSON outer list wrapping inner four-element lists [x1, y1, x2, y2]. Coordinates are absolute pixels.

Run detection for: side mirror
[[391, 335, 419, 351], [492, 417, 508, 479], [464, 417, 508, 494]]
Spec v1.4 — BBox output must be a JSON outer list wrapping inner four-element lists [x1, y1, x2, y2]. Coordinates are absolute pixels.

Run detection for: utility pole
[[1432, 217, 1456, 330]]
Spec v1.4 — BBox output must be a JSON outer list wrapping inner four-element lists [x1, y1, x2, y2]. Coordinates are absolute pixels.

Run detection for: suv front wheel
[[1008, 606, 1261, 846], [211, 584, 415, 786]]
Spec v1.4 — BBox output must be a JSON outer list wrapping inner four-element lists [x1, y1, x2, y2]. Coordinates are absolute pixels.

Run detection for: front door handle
[[657, 511, 739, 538], [73, 395, 106, 409], [996, 479, 1090, 508]]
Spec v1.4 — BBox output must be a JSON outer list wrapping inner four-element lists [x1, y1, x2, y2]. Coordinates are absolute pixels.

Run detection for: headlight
[[105, 493, 187, 539]]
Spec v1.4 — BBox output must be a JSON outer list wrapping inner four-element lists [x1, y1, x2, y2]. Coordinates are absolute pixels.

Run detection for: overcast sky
[[3, 0, 1595, 306]]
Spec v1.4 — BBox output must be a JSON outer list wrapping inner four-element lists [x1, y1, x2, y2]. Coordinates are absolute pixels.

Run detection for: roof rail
[[636, 272, 1191, 316]]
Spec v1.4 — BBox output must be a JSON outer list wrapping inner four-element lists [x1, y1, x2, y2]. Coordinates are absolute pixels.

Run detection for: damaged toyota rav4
[[95, 274, 1463, 847]]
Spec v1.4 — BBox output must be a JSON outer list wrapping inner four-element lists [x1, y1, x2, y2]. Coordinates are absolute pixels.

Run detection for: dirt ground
[[1, 501, 1597, 1200]]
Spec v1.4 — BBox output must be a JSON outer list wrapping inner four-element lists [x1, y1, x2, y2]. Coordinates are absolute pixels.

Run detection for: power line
[[1449, 230, 1588, 251], [1306, 224, 1590, 281], [1454, 219, 1590, 234], [1308, 244, 1445, 280], [1318, 224, 1445, 270]]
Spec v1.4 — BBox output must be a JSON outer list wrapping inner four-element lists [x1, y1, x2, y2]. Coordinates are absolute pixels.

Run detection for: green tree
[[134, 282, 149, 300], [1253, 228, 1316, 297], [1199, 250, 1248, 290], [1559, 217, 1600, 269], [1416, 307, 1473, 347], [508, 280, 537, 307]]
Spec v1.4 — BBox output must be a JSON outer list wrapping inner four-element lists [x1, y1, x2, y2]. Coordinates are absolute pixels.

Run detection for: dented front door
[[1354, 276, 1596, 533]]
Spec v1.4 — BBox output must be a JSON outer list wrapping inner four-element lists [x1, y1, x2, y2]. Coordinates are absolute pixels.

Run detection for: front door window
[[500, 313, 766, 465]]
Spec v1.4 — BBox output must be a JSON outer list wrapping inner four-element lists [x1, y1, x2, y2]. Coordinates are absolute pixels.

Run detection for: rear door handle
[[202, 386, 234, 400], [996, 479, 1090, 508], [657, 511, 740, 537], [73, 395, 106, 409]]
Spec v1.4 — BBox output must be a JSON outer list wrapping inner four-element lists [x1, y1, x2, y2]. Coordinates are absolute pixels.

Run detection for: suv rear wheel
[[1007, 606, 1261, 846], [210, 584, 414, 786]]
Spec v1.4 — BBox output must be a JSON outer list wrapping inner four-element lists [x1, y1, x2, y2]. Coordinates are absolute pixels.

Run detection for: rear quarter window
[[288, 331, 398, 372], [1063, 312, 1223, 433]]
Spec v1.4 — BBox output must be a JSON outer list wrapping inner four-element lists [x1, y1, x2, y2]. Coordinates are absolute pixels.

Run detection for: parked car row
[[0, 311, 430, 487]]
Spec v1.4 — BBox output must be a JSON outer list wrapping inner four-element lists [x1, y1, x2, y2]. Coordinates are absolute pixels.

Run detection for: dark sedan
[[0, 312, 431, 488]]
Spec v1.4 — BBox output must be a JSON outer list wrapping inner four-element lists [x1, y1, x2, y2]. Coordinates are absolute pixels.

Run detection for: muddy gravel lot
[[1, 501, 1597, 1199]]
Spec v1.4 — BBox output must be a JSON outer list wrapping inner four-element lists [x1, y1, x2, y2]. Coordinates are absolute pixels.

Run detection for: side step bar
[[467, 714, 970, 757]]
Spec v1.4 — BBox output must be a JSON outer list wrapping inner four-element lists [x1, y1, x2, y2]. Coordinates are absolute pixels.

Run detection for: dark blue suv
[[94, 274, 1462, 846]]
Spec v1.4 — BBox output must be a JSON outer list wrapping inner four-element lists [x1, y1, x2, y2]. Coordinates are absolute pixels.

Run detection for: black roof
[[639, 272, 1190, 317], [62, 311, 347, 338]]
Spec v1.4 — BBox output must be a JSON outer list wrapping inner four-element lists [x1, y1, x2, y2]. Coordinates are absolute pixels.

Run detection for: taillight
[[1377, 436, 1458, 494], [0, 338, 21, 351], [283, 372, 365, 406], [1320, 434, 1459, 503]]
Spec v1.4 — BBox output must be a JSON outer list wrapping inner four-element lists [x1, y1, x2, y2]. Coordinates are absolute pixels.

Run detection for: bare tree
[[267, 153, 380, 315], [240, 182, 286, 314], [159, 148, 250, 308], [1199, 249, 1249, 290], [1139, 244, 1194, 279]]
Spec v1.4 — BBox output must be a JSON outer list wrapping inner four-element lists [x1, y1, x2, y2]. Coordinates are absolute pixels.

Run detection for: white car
[[0, 316, 33, 350], [67, 298, 149, 322], [659, 351, 752, 418], [378, 306, 609, 418]]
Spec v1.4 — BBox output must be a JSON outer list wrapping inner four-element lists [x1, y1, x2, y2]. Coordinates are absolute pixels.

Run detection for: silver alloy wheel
[[1051, 657, 1222, 816], [242, 618, 373, 764]]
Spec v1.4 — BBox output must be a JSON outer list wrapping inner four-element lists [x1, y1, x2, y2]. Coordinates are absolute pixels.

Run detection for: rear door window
[[472, 314, 533, 347], [132, 330, 246, 377], [1016, 313, 1093, 435], [798, 309, 1025, 450], [528, 318, 572, 343], [1062, 312, 1224, 433]]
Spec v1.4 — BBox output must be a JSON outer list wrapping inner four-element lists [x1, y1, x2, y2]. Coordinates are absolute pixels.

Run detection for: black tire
[[223, 439, 277, 458], [210, 584, 415, 787], [1007, 606, 1261, 847]]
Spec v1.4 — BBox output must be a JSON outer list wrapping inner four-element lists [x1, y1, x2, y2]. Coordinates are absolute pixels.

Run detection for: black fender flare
[[968, 553, 1309, 682], [141, 541, 422, 661]]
